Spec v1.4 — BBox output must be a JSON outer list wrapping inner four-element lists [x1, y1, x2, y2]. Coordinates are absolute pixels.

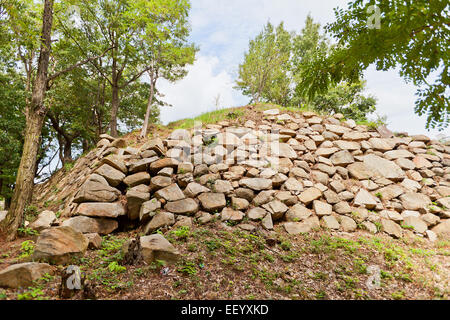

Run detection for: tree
[[61, 0, 195, 137], [298, 0, 449, 130], [235, 16, 376, 121], [0, 0, 55, 240], [235, 22, 292, 104], [0, 0, 112, 240], [311, 81, 376, 122], [127, 0, 197, 138]]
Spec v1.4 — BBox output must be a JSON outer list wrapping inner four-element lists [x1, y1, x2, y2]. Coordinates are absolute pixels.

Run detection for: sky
[[158, 0, 448, 138]]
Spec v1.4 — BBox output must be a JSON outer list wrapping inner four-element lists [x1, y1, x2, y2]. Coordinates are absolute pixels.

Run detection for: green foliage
[[107, 261, 127, 274], [235, 22, 292, 105], [300, 0, 449, 130], [236, 16, 377, 121], [19, 240, 35, 259]]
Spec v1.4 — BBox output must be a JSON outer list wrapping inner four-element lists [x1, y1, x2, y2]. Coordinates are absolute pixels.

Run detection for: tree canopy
[[297, 0, 449, 130]]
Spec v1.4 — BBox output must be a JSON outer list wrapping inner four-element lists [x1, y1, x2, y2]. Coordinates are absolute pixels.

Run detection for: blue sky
[[158, 0, 448, 138]]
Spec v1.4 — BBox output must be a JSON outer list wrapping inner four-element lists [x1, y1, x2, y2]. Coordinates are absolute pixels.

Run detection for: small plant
[[19, 240, 35, 259], [173, 226, 191, 241], [64, 162, 74, 172], [391, 290, 405, 300], [280, 241, 292, 251], [108, 261, 126, 274], [18, 227, 39, 236], [375, 192, 383, 199]]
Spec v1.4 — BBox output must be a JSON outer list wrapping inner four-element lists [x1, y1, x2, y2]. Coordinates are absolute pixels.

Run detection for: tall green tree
[[235, 22, 292, 105], [298, 0, 449, 130]]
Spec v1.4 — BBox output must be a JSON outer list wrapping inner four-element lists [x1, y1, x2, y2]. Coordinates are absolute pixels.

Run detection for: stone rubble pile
[[2, 107, 449, 280]]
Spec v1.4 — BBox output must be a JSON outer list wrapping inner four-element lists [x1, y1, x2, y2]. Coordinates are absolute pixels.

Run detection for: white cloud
[[158, 55, 243, 125]]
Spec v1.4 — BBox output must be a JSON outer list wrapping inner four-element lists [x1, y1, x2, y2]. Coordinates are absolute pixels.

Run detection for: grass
[[168, 107, 245, 130]]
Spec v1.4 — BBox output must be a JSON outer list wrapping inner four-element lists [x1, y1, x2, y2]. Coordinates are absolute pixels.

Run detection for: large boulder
[[62, 216, 118, 235], [139, 234, 180, 264], [123, 172, 151, 188], [75, 202, 125, 218], [155, 184, 185, 202], [126, 188, 150, 220], [362, 154, 406, 181], [400, 192, 431, 211], [239, 178, 272, 191], [144, 212, 175, 234], [73, 174, 121, 203], [95, 164, 126, 187], [32, 227, 89, 265], [198, 193, 226, 212], [431, 219, 450, 238], [29, 210, 56, 231], [165, 198, 199, 215], [0, 263, 54, 288]]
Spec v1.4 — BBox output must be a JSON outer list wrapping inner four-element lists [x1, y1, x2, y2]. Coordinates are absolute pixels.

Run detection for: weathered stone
[[334, 201, 352, 214], [140, 234, 179, 264], [150, 176, 172, 192], [313, 200, 332, 216], [403, 216, 428, 234], [286, 204, 312, 221], [123, 172, 151, 188], [284, 221, 312, 235], [431, 219, 450, 238], [62, 216, 118, 235], [198, 193, 226, 212], [144, 212, 175, 234], [239, 178, 272, 191], [298, 187, 322, 205], [214, 180, 234, 194], [101, 155, 127, 174], [368, 138, 395, 151], [155, 184, 185, 202], [29, 210, 56, 231], [140, 199, 162, 221], [96, 164, 126, 186], [32, 227, 89, 265], [0, 263, 54, 288], [381, 219, 402, 238], [384, 150, 414, 160], [127, 189, 150, 220], [330, 150, 354, 166], [363, 154, 406, 181], [165, 198, 199, 215], [399, 192, 431, 211], [221, 207, 244, 222], [263, 200, 288, 221], [347, 162, 374, 180], [231, 197, 249, 210], [354, 189, 377, 209], [247, 207, 268, 220], [76, 202, 125, 218], [141, 138, 165, 155], [73, 174, 121, 203], [150, 158, 179, 173], [339, 216, 357, 232], [128, 157, 158, 174], [184, 182, 210, 198], [85, 233, 102, 249], [321, 216, 340, 229], [376, 184, 405, 201]]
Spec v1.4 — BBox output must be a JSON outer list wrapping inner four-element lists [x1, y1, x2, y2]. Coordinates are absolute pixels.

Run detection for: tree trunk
[[0, 0, 54, 241], [109, 84, 119, 137], [140, 77, 155, 138]]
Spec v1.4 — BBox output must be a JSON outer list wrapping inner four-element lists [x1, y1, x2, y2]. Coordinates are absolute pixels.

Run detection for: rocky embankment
[[1, 106, 449, 288]]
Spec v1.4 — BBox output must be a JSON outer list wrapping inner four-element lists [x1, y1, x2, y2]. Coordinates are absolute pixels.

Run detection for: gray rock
[[123, 172, 151, 188], [239, 178, 272, 191], [62, 216, 118, 235], [321, 216, 340, 230], [32, 227, 89, 265], [95, 164, 126, 186], [381, 219, 402, 238], [144, 212, 175, 234], [73, 174, 121, 203], [155, 184, 185, 202], [165, 198, 199, 215], [0, 263, 54, 288], [140, 234, 180, 264], [400, 192, 431, 211], [198, 193, 226, 212], [76, 202, 125, 218], [29, 210, 56, 231], [140, 199, 162, 221]]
